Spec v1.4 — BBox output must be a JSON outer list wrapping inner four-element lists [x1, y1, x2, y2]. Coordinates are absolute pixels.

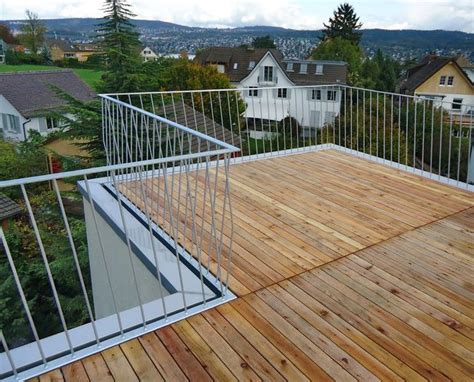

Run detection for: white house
[[140, 46, 159, 62], [0, 70, 95, 141], [0, 39, 6, 64], [196, 47, 347, 136]]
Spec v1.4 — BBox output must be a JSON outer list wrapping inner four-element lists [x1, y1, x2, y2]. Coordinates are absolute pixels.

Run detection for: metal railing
[[106, 85, 473, 189], [0, 103, 238, 380]]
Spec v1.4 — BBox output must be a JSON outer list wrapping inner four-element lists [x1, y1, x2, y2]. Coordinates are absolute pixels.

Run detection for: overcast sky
[[0, 0, 473, 32]]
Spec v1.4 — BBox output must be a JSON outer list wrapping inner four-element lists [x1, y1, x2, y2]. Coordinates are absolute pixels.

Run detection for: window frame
[[439, 75, 446, 86], [263, 66, 274, 82], [286, 62, 294, 72], [315, 64, 323, 75], [277, 88, 288, 99], [311, 89, 322, 100], [327, 90, 337, 101], [300, 63, 308, 74], [248, 86, 259, 97], [452, 98, 463, 110], [447, 76, 454, 86], [248, 61, 256, 70]]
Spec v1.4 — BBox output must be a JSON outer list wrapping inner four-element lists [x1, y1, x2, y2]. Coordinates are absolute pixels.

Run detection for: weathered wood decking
[[34, 150, 474, 381]]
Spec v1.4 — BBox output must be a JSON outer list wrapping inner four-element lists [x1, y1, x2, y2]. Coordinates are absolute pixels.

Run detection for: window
[[447, 76, 454, 86], [277, 88, 288, 98], [248, 87, 259, 97], [452, 98, 463, 110], [311, 89, 321, 100], [248, 61, 256, 70], [327, 90, 337, 101], [439, 75, 446, 86], [300, 63, 307, 74], [263, 66, 274, 82], [286, 62, 294, 72], [315, 64, 324, 75], [233, 62, 238, 70], [64, 53, 76, 58], [1, 113, 21, 134], [217, 64, 225, 73]]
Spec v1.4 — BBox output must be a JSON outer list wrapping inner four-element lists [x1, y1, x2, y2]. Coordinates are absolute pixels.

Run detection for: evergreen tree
[[97, 0, 143, 93], [252, 35, 276, 49], [321, 3, 362, 45]]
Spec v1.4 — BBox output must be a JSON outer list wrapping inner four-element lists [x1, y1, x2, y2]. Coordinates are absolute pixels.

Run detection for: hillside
[[2, 18, 473, 60]]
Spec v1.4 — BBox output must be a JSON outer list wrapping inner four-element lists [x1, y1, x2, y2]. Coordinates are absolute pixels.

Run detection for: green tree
[[97, 0, 143, 93], [321, 3, 363, 45], [252, 35, 276, 49], [311, 36, 363, 84], [18, 10, 47, 54]]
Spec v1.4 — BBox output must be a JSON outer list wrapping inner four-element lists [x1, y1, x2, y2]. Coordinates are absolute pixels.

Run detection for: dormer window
[[447, 76, 454, 86], [287, 62, 294, 72], [263, 66, 274, 82], [439, 76, 446, 86], [300, 63, 307, 74], [248, 61, 256, 70], [316, 64, 323, 75], [233, 63, 238, 70]]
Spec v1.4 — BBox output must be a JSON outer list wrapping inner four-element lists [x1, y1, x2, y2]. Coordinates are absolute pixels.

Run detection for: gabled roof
[[400, 55, 474, 93], [0, 70, 96, 118], [0, 194, 21, 221], [47, 39, 77, 52], [195, 47, 347, 85]]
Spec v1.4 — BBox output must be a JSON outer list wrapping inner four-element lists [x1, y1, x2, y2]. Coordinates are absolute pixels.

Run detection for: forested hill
[[2, 18, 473, 60]]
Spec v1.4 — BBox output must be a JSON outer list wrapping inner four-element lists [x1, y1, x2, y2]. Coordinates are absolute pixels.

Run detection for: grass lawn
[[0, 64, 103, 90]]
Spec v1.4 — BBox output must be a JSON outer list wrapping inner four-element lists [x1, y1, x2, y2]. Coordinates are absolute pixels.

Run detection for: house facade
[[47, 39, 102, 62], [0, 39, 6, 64], [399, 55, 474, 113], [196, 47, 347, 133], [0, 70, 95, 141], [140, 46, 159, 62]]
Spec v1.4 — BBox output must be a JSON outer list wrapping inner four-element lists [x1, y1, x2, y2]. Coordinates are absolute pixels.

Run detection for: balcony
[[1, 85, 473, 381]]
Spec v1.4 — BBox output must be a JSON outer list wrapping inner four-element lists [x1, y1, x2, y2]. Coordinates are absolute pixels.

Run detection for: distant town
[[2, 18, 474, 61]]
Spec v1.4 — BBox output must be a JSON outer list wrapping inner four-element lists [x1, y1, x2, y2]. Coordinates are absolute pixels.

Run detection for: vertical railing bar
[[456, 112, 463, 185], [421, 99, 426, 174], [430, 101, 435, 176], [413, 97, 417, 170], [0, 227, 47, 365], [21, 184, 75, 356], [0, 329, 17, 378], [438, 106, 444, 179], [448, 110, 453, 179], [52, 179, 100, 346]]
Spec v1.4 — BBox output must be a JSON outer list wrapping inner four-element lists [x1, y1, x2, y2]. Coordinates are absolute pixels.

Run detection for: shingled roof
[[195, 47, 347, 85], [0, 194, 21, 221], [156, 102, 241, 151], [0, 70, 96, 118], [399, 55, 474, 93]]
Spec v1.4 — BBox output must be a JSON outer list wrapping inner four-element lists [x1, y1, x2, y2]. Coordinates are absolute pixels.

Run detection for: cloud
[[0, 0, 472, 32]]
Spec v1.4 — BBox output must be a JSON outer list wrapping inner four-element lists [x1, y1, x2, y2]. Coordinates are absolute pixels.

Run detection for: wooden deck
[[33, 150, 473, 381]]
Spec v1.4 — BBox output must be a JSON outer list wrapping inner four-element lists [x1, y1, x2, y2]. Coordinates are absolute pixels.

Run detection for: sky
[[0, 0, 473, 32]]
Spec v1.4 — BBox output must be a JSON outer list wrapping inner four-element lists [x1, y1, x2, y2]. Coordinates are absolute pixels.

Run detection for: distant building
[[195, 47, 347, 132], [0, 70, 95, 141], [399, 54, 474, 114], [47, 39, 102, 62], [0, 39, 6, 64], [140, 46, 159, 62]]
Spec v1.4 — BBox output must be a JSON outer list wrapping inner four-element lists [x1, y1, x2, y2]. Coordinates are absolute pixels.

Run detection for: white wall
[[415, 91, 474, 114], [83, 198, 170, 319], [239, 54, 341, 129]]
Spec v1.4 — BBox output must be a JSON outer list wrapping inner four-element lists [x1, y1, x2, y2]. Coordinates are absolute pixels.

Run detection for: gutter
[[22, 118, 31, 141]]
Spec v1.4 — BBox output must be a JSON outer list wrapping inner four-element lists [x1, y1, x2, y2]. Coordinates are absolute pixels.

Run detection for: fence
[[105, 85, 473, 189], [0, 104, 238, 380]]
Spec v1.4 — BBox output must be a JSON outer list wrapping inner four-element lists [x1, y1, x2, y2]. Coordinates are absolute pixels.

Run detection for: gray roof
[[195, 47, 347, 85], [400, 55, 474, 93], [0, 194, 21, 221], [0, 70, 96, 118], [46, 39, 77, 52], [157, 102, 241, 151]]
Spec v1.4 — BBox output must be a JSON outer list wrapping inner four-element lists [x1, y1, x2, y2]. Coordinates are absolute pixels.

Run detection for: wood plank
[[157, 326, 212, 381], [138, 332, 188, 381], [81, 354, 113, 382], [61, 362, 89, 382], [120, 338, 163, 381], [38, 370, 64, 382], [101, 346, 139, 382]]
